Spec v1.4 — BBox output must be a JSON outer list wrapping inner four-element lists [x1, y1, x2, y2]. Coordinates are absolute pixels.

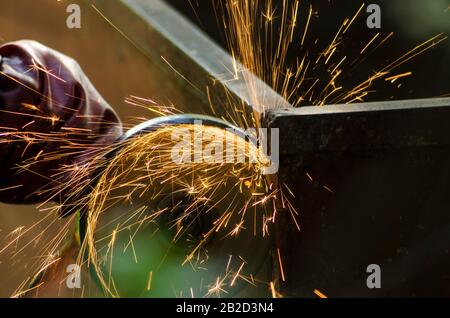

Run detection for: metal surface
[[124, 114, 251, 142], [268, 97, 450, 297], [91, 0, 291, 121], [275, 139, 450, 297], [266, 97, 450, 154]]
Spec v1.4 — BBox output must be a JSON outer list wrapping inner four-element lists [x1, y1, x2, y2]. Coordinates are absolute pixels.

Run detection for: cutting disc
[[79, 115, 274, 297]]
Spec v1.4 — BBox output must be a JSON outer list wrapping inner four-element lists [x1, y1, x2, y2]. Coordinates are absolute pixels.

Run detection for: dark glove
[[0, 40, 122, 204]]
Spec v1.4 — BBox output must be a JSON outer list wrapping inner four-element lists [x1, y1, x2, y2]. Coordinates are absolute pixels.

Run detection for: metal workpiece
[[269, 97, 450, 297], [90, 0, 291, 121], [265, 97, 450, 155], [265, 96, 450, 296], [275, 143, 450, 297]]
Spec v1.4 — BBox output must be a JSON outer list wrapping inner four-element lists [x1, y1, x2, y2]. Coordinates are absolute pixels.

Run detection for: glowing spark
[[230, 261, 245, 287], [301, 5, 313, 46], [206, 276, 228, 298], [343, 3, 365, 34], [385, 72, 412, 83], [314, 289, 328, 298], [147, 271, 153, 291], [277, 248, 285, 282], [0, 184, 23, 192], [270, 281, 283, 298], [323, 186, 334, 193], [361, 32, 380, 54]]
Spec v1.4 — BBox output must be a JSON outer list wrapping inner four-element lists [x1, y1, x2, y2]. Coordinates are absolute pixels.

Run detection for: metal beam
[[266, 97, 450, 154], [90, 0, 291, 121]]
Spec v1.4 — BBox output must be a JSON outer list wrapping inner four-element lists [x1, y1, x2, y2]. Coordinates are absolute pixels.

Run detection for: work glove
[[0, 40, 122, 204]]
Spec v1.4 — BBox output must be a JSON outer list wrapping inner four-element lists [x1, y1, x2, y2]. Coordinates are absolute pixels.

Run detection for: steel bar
[[265, 97, 450, 154], [90, 0, 291, 121]]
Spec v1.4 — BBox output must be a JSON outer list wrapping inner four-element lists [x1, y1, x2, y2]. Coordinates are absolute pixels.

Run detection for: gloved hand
[[0, 40, 122, 204]]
